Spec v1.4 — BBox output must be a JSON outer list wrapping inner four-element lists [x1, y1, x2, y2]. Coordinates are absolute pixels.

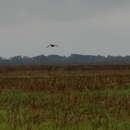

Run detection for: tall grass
[[0, 65, 129, 129]]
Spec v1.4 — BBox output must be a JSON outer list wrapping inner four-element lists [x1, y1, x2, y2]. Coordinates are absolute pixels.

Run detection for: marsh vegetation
[[0, 64, 130, 130]]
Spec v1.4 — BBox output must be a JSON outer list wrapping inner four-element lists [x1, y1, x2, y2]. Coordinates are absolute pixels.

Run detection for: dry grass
[[0, 64, 129, 129]]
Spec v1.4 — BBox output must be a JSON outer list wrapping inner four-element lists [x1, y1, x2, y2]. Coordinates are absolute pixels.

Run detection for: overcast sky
[[0, 0, 130, 57]]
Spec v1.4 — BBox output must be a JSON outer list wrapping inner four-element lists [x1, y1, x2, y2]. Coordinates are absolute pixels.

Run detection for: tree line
[[0, 54, 130, 64]]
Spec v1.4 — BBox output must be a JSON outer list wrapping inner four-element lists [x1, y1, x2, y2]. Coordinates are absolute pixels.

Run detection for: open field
[[0, 64, 130, 129]]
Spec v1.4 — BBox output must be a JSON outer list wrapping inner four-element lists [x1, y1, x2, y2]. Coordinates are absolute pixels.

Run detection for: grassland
[[0, 64, 130, 130]]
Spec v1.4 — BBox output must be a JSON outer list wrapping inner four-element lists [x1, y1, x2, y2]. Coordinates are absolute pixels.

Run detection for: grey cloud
[[0, 0, 129, 57], [0, 0, 130, 24]]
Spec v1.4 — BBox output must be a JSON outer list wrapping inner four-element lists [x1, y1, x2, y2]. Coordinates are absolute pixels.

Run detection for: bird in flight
[[46, 44, 59, 48], [46, 41, 61, 48]]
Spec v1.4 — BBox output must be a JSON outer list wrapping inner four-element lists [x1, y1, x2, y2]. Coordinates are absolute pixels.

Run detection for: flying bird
[[46, 44, 59, 48], [45, 41, 61, 48]]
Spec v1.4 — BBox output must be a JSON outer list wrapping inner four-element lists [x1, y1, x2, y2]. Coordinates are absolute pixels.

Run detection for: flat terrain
[[0, 64, 130, 130]]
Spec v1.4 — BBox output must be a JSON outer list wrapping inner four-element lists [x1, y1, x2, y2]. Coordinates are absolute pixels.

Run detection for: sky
[[0, 0, 130, 58]]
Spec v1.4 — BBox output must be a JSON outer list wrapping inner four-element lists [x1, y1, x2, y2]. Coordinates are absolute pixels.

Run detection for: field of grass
[[0, 64, 130, 130]]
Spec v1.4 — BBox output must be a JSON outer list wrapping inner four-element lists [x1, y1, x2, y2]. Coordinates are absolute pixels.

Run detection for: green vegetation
[[0, 65, 129, 129]]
